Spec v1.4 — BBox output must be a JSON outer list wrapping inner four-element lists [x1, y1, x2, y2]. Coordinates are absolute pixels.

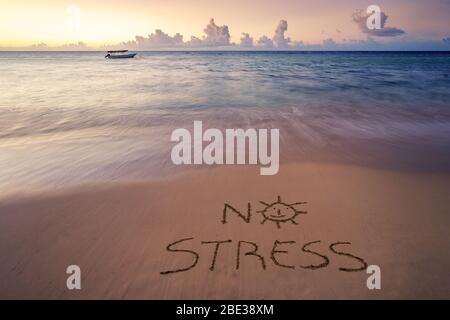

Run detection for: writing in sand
[[160, 196, 369, 275]]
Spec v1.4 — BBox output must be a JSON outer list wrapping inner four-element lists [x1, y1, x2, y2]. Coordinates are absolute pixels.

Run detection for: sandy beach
[[1, 161, 449, 299], [1, 0, 450, 305]]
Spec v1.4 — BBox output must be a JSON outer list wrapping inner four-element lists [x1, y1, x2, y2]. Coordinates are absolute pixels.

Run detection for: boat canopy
[[107, 50, 128, 53]]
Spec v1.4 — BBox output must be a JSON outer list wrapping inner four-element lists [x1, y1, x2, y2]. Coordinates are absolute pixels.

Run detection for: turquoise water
[[0, 51, 449, 192]]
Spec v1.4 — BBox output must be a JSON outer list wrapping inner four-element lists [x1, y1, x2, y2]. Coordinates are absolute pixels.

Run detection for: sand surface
[[0, 162, 449, 299]]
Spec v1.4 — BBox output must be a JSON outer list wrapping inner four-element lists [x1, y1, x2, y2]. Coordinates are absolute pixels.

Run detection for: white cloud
[[257, 35, 274, 49], [182, 19, 232, 47], [239, 33, 254, 48], [133, 30, 184, 48], [58, 41, 88, 50], [273, 20, 290, 48], [352, 10, 405, 37], [201, 18, 231, 46], [5, 16, 449, 51]]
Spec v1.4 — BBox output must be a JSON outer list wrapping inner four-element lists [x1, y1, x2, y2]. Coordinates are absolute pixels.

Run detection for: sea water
[[0, 51, 449, 193]]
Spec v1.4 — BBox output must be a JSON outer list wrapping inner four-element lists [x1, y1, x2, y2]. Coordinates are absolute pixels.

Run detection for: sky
[[0, 0, 449, 50]]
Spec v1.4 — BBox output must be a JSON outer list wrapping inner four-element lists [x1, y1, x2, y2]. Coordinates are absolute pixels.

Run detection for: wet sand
[[0, 162, 449, 299]]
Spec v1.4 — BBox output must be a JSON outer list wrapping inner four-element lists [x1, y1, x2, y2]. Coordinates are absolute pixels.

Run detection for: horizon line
[[1, 49, 449, 52]]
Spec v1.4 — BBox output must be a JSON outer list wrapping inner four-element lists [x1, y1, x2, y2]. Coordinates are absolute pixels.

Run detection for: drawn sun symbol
[[257, 196, 307, 229]]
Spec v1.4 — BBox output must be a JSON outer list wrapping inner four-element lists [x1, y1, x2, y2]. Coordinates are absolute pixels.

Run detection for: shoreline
[[2, 103, 450, 196], [1, 161, 449, 299], [2, 156, 448, 202]]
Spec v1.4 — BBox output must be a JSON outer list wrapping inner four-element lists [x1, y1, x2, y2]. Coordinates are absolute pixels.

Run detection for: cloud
[[115, 19, 292, 50], [187, 36, 204, 47], [116, 18, 230, 49], [15, 41, 91, 51], [255, 20, 291, 49], [115, 29, 184, 49], [257, 35, 274, 49], [322, 38, 338, 48], [133, 29, 184, 48], [272, 20, 291, 48], [199, 18, 231, 46], [58, 41, 88, 50], [239, 33, 254, 48], [5, 17, 449, 52], [353, 10, 405, 37], [30, 42, 48, 49], [180, 18, 232, 47]]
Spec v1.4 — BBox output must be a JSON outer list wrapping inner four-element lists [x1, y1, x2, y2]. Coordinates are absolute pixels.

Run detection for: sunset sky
[[0, 0, 449, 49]]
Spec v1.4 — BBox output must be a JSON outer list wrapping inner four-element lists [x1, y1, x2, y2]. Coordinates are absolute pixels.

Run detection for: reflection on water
[[0, 51, 449, 193]]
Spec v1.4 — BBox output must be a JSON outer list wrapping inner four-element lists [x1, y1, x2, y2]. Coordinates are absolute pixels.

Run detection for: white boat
[[105, 50, 136, 59]]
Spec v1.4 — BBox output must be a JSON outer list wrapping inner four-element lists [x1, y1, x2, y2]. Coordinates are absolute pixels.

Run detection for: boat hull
[[105, 53, 137, 59]]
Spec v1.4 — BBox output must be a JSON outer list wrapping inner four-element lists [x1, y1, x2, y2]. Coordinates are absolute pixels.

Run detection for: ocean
[[0, 51, 449, 193]]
